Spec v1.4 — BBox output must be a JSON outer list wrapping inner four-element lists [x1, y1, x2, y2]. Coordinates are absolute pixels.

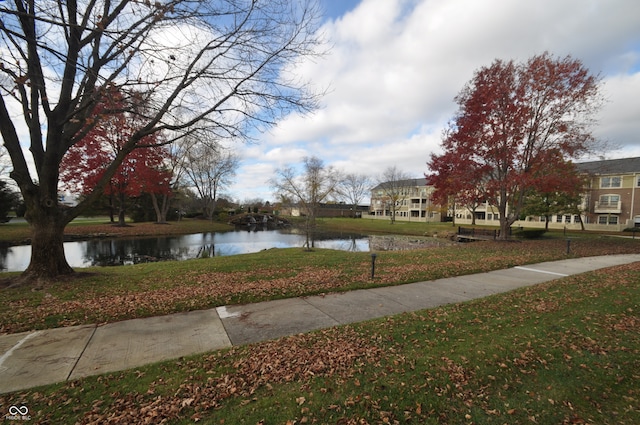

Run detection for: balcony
[[594, 200, 622, 213]]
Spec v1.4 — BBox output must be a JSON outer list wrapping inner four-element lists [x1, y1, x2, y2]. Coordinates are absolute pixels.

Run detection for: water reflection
[[0, 229, 453, 272], [0, 229, 371, 272]]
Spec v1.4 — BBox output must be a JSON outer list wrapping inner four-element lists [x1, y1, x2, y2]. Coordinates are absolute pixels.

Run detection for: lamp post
[[371, 253, 377, 280]]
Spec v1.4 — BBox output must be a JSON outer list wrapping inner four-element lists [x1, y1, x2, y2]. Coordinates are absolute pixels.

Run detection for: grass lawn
[[1, 262, 638, 424], [1, 218, 639, 333], [0, 217, 233, 243], [0, 237, 639, 334], [1, 217, 639, 423]]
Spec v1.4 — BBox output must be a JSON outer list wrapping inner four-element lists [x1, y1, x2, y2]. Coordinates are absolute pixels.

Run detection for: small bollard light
[[566, 238, 571, 255], [371, 253, 377, 280]]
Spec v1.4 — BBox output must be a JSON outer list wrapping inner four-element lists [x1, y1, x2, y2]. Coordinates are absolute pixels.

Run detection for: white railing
[[594, 200, 622, 213]]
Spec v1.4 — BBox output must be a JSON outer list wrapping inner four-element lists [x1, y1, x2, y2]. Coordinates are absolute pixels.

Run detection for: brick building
[[370, 157, 640, 231], [575, 157, 640, 229]]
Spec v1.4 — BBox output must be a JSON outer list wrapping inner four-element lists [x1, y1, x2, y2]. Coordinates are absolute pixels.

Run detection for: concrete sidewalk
[[1, 254, 639, 394]]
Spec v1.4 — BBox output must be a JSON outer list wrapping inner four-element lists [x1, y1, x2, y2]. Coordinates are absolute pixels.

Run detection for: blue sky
[[320, 0, 361, 20], [228, 0, 640, 204]]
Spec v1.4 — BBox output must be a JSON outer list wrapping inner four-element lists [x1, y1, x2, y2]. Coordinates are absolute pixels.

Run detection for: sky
[[228, 0, 640, 204]]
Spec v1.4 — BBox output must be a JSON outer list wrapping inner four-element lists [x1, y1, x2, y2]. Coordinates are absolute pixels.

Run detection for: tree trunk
[[206, 198, 216, 221], [118, 209, 126, 226], [578, 215, 585, 231], [498, 218, 510, 240], [160, 193, 170, 223], [108, 194, 115, 223], [496, 190, 513, 241], [150, 192, 169, 224], [451, 202, 456, 227], [545, 215, 550, 231], [22, 208, 74, 281], [303, 205, 316, 251], [498, 202, 512, 240], [117, 192, 127, 226]]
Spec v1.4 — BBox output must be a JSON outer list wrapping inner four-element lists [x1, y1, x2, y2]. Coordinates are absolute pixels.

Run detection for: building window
[[599, 194, 620, 207], [600, 176, 621, 188], [565, 215, 571, 223], [556, 215, 562, 223], [598, 215, 618, 225]]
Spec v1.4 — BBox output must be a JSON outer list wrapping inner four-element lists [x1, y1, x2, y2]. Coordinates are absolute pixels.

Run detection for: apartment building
[[369, 178, 441, 222], [370, 157, 640, 231], [455, 157, 640, 231], [508, 157, 639, 230], [575, 157, 640, 229]]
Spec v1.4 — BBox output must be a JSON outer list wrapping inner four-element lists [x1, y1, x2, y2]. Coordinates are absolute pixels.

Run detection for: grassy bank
[[1, 263, 638, 424], [1, 236, 639, 334], [1, 218, 639, 423], [316, 217, 456, 236], [0, 217, 233, 244]]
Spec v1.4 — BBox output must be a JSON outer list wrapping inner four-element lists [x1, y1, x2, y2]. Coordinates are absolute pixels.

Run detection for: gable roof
[[371, 178, 428, 191], [576, 157, 640, 175]]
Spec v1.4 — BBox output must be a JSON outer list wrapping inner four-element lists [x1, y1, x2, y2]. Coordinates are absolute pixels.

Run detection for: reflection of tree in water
[[83, 237, 187, 266], [2, 231, 453, 271], [0, 245, 8, 271], [196, 244, 215, 258], [368, 235, 453, 251], [82, 237, 219, 266], [317, 235, 362, 252]]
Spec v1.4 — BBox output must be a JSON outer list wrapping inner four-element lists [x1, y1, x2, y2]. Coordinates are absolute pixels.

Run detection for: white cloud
[[594, 72, 640, 151], [244, 0, 640, 202]]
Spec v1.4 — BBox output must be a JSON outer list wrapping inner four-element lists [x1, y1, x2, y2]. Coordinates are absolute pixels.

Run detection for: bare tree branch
[[0, 0, 326, 280]]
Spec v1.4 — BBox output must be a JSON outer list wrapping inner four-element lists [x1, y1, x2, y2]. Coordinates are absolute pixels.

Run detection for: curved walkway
[[1, 254, 639, 394]]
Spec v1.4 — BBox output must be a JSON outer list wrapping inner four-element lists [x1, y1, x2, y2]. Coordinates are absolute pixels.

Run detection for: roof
[[372, 177, 428, 190], [576, 157, 640, 175], [318, 203, 369, 210]]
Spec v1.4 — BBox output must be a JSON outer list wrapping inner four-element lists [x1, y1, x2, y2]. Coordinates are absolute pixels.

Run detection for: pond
[[0, 228, 453, 272]]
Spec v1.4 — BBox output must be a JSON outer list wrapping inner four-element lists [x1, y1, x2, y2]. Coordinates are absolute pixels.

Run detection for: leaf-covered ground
[[1, 262, 638, 424], [1, 238, 639, 334]]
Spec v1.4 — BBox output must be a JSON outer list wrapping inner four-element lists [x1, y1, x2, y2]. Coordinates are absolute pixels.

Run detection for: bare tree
[[376, 166, 415, 224], [149, 135, 193, 224], [0, 145, 10, 178], [336, 173, 372, 217], [271, 156, 341, 249], [0, 0, 324, 282], [183, 138, 239, 220]]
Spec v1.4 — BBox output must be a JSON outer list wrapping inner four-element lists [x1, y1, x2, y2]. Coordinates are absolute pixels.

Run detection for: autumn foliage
[[60, 89, 172, 224], [427, 53, 601, 238]]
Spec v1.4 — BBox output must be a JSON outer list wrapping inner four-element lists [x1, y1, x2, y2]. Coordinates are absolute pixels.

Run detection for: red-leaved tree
[[427, 148, 489, 226], [60, 90, 172, 226], [0, 1, 322, 282], [520, 150, 587, 230], [427, 53, 602, 239]]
